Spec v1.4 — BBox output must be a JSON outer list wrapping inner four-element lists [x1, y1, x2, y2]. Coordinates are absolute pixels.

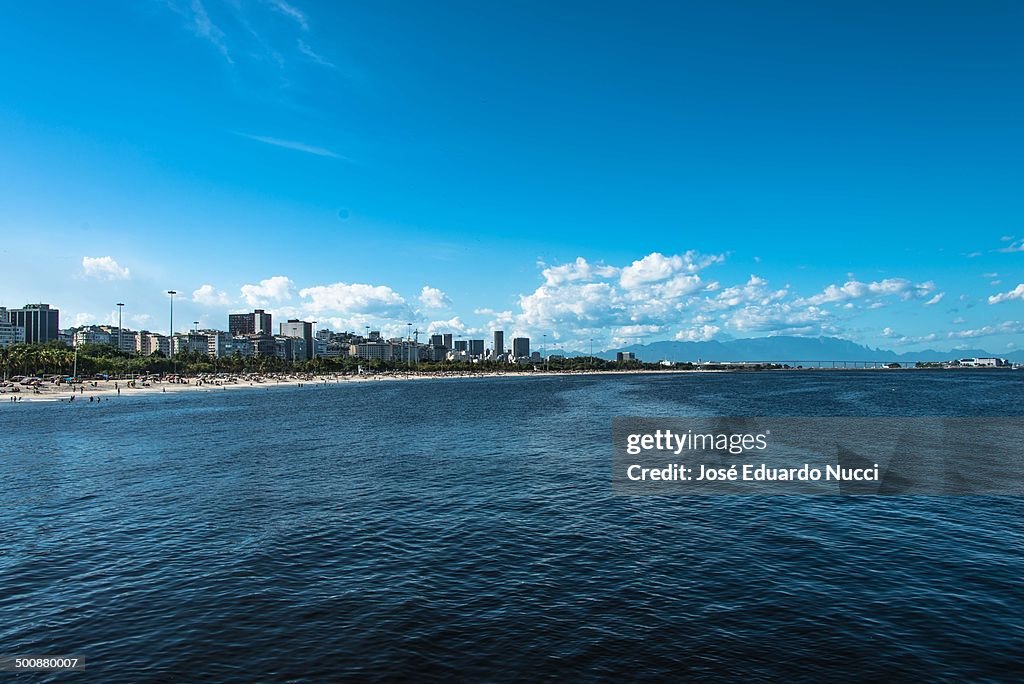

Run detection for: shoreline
[[0, 365, 996, 405]]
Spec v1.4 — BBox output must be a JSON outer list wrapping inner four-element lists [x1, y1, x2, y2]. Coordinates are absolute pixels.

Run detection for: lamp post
[[590, 338, 593, 371], [116, 302, 125, 356], [407, 322, 412, 369], [312, 321, 317, 361], [167, 290, 177, 374], [543, 333, 547, 372]]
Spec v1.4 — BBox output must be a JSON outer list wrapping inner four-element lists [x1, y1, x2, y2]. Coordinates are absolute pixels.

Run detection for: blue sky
[[1, 1, 1022, 351]]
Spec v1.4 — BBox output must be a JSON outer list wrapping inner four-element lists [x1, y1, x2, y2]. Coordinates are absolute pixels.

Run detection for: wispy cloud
[[267, 0, 308, 30], [189, 0, 232, 64], [236, 132, 347, 159], [81, 256, 131, 281], [297, 39, 334, 68]]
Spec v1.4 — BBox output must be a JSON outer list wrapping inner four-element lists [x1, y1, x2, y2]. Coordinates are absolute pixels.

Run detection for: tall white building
[[0, 308, 26, 348]]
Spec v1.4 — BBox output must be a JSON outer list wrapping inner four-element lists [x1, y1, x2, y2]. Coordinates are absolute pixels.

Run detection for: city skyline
[[2, 2, 1023, 351]]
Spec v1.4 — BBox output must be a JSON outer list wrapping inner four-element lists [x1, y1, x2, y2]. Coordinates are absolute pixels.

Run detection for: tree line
[[0, 342, 714, 378]]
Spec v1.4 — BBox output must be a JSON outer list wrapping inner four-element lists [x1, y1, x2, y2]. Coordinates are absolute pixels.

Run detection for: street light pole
[[312, 321, 317, 361], [116, 302, 125, 356], [167, 290, 177, 374], [543, 333, 547, 372]]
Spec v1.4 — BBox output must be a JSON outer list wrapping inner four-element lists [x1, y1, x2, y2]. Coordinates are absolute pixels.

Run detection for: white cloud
[[675, 324, 721, 342], [427, 316, 478, 336], [298, 282, 410, 319], [924, 292, 945, 306], [541, 257, 619, 286], [297, 39, 333, 67], [988, 284, 1024, 304], [948, 321, 1024, 339], [81, 256, 130, 281], [619, 251, 723, 290], [241, 276, 295, 306], [802, 278, 935, 306], [418, 285, 451, 310], [611, 324, 663, 346], [496, 253, 860, 347], [73, 312, 94, 327], [237, 133, 346, 159], [268, 0, 308, 30], [193, 284, 232, 306], [188, 0, 232, 64]]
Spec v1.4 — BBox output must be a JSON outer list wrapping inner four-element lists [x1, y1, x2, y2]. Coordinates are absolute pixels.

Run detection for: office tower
[[6, 304, 59, 344], [229, 309, 273, 336], [279, 319, 314, 360], [512, 337, 530, 359]]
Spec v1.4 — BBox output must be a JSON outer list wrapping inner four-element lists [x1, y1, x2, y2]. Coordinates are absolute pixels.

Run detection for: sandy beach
[[1, 368, 713, 404]]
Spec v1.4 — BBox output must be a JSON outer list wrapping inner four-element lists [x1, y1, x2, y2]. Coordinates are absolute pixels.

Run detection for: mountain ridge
[[555, 336, 1019, 363]]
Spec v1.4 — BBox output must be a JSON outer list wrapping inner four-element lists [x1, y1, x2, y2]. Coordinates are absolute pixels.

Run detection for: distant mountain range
[[554, 336, 1020, 364]]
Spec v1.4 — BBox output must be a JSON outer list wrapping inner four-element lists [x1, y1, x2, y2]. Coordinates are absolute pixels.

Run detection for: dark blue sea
[[2, 372, 1023, 681]]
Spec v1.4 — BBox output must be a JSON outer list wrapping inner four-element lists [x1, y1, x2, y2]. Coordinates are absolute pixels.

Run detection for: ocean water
[[1, 372, 1022, 681]]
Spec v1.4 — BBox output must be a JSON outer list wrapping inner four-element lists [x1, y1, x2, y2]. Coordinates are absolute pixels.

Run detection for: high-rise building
[[492, 330, 504, 358], [6, 304, 59, 344], [228, 309, 272, 336], [279, 319, 314, 360], [468, 339, 484, 357], [512, 337, 530, 359], [138, 333, 170, 356], [454, 340, 468, 352], [228, 313, 253, 335], [442, 333, 453, 349], [430, 334, 444, 347], [0, 308, 26, 348], [254, 310, 272, 335]]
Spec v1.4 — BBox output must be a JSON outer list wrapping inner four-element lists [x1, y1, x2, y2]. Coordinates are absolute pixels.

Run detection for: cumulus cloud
[[299, 282, 411, 319], [241, 276, 294, 306], [81, 256, 130, 281], [419, 285, 452, 309], [504, 251, 727, 344], [924, 292, 945, 306], [619, 251, 723, 289], [675, 324, 721, 342], [802, 278, 935, 306], [493, 252, 882, 347], [988, 284, 1024, 304], [948, 321, 1024, 339], [540, 257, 619, 286], [427, 316, 478, 336], [193, 284, 232, 306]]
